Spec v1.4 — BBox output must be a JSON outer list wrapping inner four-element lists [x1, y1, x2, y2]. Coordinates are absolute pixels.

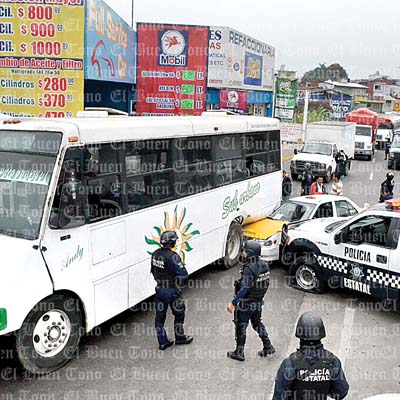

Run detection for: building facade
[[206, 27, 275, 116]]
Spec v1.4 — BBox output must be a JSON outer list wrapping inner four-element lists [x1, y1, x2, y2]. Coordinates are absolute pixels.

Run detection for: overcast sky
[[105, 0, 400, 80]]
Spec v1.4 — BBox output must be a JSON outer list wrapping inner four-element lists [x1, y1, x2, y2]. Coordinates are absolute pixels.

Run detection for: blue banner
[[85, 0, 136, 84], [244, 52, 263, 87]]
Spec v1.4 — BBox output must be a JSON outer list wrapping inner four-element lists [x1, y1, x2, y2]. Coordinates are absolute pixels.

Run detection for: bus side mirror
[[294, 149, 298, 155], [51, 178, 85, 229]]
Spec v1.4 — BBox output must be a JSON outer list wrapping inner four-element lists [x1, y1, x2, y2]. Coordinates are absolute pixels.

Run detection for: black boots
[[175, 335, 193, 345], [159, 340, 174, 351], [227, 346, 245, 361], [258, 339, 276, 357]]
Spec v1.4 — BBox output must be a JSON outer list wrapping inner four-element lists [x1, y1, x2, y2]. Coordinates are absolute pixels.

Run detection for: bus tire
[[15, 294, 82, 374], [289, 255, 326, 294], [223, 221, 243, 269]]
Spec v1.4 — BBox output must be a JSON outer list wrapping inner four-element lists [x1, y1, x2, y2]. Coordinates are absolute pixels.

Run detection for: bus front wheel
[[15, 294, 83, 374], [224, 221, 243, 269]]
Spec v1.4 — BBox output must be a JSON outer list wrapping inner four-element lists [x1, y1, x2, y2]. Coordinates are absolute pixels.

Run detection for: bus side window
[[215, 134, 245, 186], [85, 144, 123, 223], [174, 137, 212, 197], [125, 139, 174, 212]]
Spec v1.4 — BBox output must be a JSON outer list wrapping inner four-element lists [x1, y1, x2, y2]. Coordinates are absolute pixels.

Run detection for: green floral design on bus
[[145, 206, 200, 263]]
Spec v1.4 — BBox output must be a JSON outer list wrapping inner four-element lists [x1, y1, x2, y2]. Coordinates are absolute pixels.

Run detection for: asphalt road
[[1, 147, 400, 400]]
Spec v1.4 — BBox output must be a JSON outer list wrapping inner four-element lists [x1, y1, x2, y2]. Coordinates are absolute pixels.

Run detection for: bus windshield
[[0, 130, 61, 240]]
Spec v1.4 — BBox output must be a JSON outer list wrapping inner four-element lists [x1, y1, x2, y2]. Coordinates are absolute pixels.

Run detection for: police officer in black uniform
[[151, 230, 193, 350], [273, 312, 349, 400], [226, 240, 275, 361]]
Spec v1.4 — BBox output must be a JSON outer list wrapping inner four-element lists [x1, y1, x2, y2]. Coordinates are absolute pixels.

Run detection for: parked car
[[243, 195, 361, 263]]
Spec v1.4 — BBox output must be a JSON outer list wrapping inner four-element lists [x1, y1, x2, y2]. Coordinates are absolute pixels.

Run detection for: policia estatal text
[[150, 231, 193, 350], [226, 240, 275, 361]]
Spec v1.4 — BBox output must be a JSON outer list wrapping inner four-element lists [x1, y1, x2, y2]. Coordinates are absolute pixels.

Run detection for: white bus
[[0, 114, 281, 373]]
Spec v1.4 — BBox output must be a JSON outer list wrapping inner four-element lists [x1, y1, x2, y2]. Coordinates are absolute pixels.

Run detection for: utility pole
[[302, 89, 309, 143], [131, 0, 135, 29]]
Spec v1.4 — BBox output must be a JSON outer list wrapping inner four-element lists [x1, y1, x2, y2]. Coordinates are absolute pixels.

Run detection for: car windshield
[[356, 126, 372, 137], [0, 130, 61, 240], [270, 201, 316, 222], [302, 143, 332, 156]]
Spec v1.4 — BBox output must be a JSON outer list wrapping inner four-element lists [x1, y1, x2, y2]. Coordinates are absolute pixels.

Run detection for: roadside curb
[[282, 155, 294, 162]]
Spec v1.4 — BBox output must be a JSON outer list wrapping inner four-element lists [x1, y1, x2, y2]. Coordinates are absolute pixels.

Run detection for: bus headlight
[[390, 152, 395, 158]]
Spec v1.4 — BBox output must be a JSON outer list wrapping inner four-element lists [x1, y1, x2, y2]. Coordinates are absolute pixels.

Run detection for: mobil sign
[[208, 26, 275, 91], [158, 29, 188, 66]]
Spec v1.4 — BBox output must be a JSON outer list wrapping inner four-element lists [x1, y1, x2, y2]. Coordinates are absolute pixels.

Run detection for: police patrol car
[[283, 199, 400, 301]]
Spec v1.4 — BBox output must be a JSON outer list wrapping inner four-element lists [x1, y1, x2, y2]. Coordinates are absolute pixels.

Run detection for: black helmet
[[243, 240, 261, 257], [160, 230, 178, 248], [295, 312, 326, 341], [386, 172, 394, 180]]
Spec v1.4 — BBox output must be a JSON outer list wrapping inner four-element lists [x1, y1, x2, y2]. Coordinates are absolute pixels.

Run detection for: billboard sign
[[137, 23, 209, 116], [85, 0, 136, 84], [331, 94, 352, 120], [208, 27, 275, 91], [220, 89, 247, 113], [274, 78, 297, 122], [0, 0, 85, 118]]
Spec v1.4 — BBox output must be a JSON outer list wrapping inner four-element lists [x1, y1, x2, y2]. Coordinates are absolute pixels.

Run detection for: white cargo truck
[[290, 121, 356, 182]]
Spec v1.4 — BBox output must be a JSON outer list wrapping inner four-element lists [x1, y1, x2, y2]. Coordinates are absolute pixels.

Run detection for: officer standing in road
[[301, 163, 313, 196], [273, 312, 349, 400], [151, 230, 193, 350], [226, 240, 275, 361]]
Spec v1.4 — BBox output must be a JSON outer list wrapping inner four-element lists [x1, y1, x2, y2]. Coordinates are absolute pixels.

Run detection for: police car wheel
[[15, 294, 83, 374], [292, 256, 325, 293], [224, 222, 243, 269]]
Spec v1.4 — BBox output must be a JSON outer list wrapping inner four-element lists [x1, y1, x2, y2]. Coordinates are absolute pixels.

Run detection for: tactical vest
[[245, 259, 270, 302], [151, 248, 177, 288], [289, 349, 335, 400]]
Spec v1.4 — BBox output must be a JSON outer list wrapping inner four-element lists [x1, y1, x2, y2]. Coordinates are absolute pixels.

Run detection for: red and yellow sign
[[0, 0, 85, 118]]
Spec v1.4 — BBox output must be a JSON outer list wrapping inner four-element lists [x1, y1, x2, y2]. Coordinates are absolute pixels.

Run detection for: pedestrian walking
[[282, 170, 292, 202], [273, 312, 349, 400], [310, 176, 327, 195], [226, 240, 275, 361], [301, 163, 313, 196], [331, 173, 343, 196], [150, 230, 193, 350], [335, 150, 348, 179]]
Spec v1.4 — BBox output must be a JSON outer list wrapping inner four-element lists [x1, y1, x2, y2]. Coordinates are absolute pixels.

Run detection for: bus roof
[[0, 115, 280, 144]]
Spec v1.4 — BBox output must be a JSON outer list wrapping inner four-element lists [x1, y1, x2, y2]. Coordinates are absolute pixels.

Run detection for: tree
[[302, 63, 349, 83], [295, 101, 331, 124]]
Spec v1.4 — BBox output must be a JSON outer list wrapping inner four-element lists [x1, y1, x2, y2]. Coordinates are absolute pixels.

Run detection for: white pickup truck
[[290, 121, 356, 182]]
